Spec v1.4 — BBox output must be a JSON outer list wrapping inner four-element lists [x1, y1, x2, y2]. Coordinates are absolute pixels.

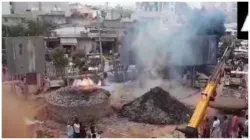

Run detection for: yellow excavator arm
[[176, 43, 233, 138]]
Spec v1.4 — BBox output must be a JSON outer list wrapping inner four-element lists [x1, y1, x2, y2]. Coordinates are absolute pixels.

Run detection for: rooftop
[[2, 14, 26, 18]]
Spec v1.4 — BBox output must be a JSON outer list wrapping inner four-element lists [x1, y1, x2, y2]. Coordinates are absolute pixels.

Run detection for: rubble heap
[[120, 87, 192, 125]]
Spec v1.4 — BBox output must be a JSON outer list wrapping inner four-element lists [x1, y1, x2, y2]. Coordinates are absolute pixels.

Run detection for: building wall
[[68, 18, 96, 26], [39, 15, 66, 25], [132, 2, 184, 26], [77, 39, 93, 54], [2, 2, 11, 15], [105, 9, 121, 20], [11, 2, 70, 16], [11, 2, 37, 13], [2, 17, 25, 26], [5, 37, 45, 74]]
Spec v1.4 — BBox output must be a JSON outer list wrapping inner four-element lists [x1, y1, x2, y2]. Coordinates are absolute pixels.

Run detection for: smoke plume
[[121, 3, 225, 81]]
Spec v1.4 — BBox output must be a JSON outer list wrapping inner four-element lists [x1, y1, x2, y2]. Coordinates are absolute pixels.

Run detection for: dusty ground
[[2, 79, 245, 138], [98, 80, 198, 138], [2, 82, 37, 138]]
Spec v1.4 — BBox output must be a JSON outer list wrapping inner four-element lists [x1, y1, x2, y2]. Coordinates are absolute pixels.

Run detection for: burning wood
[[72, 78, 96, 92]]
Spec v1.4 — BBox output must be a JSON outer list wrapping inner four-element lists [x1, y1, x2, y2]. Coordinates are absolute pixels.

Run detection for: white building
[[131, 2, 189, 29], [8, 2, 70, 16], [2, 2, 11, 15]]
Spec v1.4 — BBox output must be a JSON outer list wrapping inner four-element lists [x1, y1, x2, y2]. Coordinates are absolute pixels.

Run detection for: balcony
[[88, 32, 117, 38]]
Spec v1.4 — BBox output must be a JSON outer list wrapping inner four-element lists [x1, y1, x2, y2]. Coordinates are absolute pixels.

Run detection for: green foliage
[[72, 50, 88, 72], [50, 48, 68, 69], [2, 20, 55, 37]]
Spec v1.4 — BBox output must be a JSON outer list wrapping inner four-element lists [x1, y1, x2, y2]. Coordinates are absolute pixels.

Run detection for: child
[[67, 122, 74, 138]]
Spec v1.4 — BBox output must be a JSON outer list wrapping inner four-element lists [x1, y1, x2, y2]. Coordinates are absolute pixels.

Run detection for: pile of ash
[[120, 87, 192, 125]]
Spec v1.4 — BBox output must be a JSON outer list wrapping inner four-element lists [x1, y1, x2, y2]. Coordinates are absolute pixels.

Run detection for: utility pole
[[98, 11, 104, 72]]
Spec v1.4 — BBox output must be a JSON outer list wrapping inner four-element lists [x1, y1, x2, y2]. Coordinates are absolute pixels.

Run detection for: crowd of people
[[67, 117, 101, 138], [202, 114, 248, 138]]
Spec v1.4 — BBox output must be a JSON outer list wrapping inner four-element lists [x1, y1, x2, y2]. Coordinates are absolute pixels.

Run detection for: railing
[[45, 64, 80, 78], [87, 32, 118, 38]]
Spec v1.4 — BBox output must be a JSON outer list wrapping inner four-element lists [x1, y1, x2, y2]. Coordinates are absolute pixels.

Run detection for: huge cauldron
[[45, 86, 111, 123]]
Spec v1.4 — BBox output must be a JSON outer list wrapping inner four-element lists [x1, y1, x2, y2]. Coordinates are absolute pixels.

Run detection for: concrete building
[[45, 19, 130, 55], [68, 7, 98, 26], [9, 2, 70, 15], [69, 2, 84, 13], [38, 12, 66, 26], [2, 14, 26, 26], [105, 9, 122, 20], [132, 2, 191, 29], [2, 2, 11, 15]]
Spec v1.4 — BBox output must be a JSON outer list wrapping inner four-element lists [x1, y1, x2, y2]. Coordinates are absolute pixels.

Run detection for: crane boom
[[176, 42, 233, 138]]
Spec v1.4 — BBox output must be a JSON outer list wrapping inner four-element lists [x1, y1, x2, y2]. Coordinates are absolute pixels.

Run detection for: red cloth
[[232, 115, 239, 132]]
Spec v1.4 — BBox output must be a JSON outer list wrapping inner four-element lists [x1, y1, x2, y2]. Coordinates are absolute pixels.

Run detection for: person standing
[[73, 117, 81, 138], [2, 66, 6, 81], [211, 116, 221, 138], [67, 122, 74, 138], [201, 117, 210, 138], [244, 115, 248, 137], [238, 123, 245, 138], [231, 114, 239, 138], [79, 122, 87, 138], [221, 115, 230, 138], [90, 125, 100, 138], [17, 76, 28, 100]]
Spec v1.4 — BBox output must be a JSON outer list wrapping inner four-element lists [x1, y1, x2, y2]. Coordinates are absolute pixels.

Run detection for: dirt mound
[[120, 87, 192, 125]]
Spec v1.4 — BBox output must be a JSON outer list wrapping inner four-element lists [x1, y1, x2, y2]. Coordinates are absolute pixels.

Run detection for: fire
[[72, 78, 96, 92]]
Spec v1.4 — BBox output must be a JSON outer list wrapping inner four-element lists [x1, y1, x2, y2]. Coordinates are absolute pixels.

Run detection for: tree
[[72, 50, 88, 72], [2, 20, 56, 37], [50, 48, 69, 76]]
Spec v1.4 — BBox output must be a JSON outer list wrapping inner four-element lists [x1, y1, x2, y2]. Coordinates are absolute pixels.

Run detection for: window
[[4, 18, 8, 22]]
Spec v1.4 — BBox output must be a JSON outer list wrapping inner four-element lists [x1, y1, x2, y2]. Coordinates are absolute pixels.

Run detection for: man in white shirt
[[211, 116, 221, 138], [73, 118, 81, 138]]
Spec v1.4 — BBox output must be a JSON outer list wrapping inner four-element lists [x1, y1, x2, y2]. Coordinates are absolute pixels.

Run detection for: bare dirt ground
[[2, 82, 31, 138], [3, 79, 238, 138]]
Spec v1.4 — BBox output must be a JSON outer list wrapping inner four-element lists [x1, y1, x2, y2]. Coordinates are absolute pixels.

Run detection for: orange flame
[[72, 78, 96, 92]]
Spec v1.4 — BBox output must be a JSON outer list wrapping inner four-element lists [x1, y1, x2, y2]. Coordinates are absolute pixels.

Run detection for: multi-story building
[[38, 11, 66, 26], [9, 2, 70, 15], [131, 2, 191, 29], [2, 2, 11, 15], [45, 19, 130, 55]]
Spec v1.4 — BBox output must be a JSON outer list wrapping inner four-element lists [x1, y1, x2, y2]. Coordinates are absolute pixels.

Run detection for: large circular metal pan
[[209, 97, 247, 111]]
